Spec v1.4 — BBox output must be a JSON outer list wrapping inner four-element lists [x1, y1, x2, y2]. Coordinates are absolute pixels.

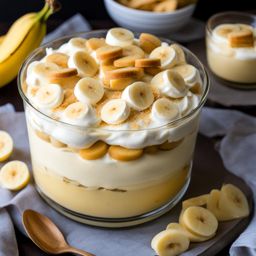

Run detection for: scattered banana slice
[[151, 229, 190, 256], [62, 102, 98, 126], [96, 46, 123, 61], [79, 141, 109, 160], [109, 145, 143, 161], [180, 206, 218, 237], [106, 27, 134, 47], [0, 160, 30, 191], [101, 99, 130, 125], [74, 77, 104, 105], [151, 70, 188, 98], [122, 81, 154, 111], [0, 131, 13, 162], [151, 98, 180, 125], [139, 33, 161, 53], [68, 51, 98, 77], [86, 38, 107, 51], [218, 184, 250, 220], [67, 37, 88, 53], [35, 84, 64, 109], [150, 46, 177, 69], [182, 194, 209, 210]]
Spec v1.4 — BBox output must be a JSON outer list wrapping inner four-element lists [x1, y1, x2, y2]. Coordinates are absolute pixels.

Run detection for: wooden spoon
[[22, 209, 95, 256]]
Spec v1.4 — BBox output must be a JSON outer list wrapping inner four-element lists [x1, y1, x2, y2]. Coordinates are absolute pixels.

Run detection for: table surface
[[0, 18, 254, 256]]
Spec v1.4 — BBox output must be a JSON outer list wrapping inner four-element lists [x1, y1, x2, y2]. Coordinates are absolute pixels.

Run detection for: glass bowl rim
[[206, 11, 256, 34], [18, 29, 210, 132]]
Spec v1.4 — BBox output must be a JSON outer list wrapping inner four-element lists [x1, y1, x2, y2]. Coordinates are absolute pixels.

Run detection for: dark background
[[0, 0, 255, 23]]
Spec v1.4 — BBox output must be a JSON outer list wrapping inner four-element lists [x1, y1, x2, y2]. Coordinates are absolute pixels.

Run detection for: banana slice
[[150, 46, 177, 69], [26, 85, 40, 103], [218, 184, 250, 220], [0, 160, 30, 191], [135, 58, 161, 68], [74, 77, 104, 105], [170, 44, 186, 65], [173, 64, 201, 87], [122, 81, 154, 111], [110, 77, 135, 90], [151, 98, 180, 125], [67, 37, 88, 53], [62, 101, 99, 126], [79, 141, 109, 160], [139, 33, 161, 53], [228, 29, 254, 48], [122, 45, 145, 58], [144, 67, 162, 76], [35, 84, 64, 109], [114, 55, 139, 68], [166, 223, 215, 243], [154, 0, 178, 12], [106, 28, 134, 47], [109, 145, 143, 161], [158, 139, 183, 151], [212, 24, 240, 44], [101, 99, 130, 125], [86, 38, 107, 51], [105, 67, 144, 80], [0, 131, 13, 162], [151, 70, 188, 98], [68, 51, 98, 77], [49, 68, 78, 79], [151, 229, 190, 256], [96, 46, 123, 61], [180, 206, 218, 237], [45, 53, 69, 68], [182, 194, 209, 210]]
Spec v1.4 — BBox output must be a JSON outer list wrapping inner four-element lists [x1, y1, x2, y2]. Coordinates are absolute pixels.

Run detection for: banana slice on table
[[151, 98, 180, 125], [150, 46, 177, 69], [170, 44, 186, 65], [166, 222, 215, 243], [74, 77, 104, 105], [101, 99, 130, 125], [180, 206, 218, 238], [109, 145, 143, 161], [122, 81, 154, 111], [151, 229, 190, 256], [218, 184, 250, 220], [62, 101, 99, 126], [0, 131, 13, 162], [139, 33, 161, 53], [67, 37, 88, 53], [35, 84, 64, 109], [106, 27, 134, 47], [0, 160, 30, 191], [151, 70, 188, 98], [79, 141, 109, 160], [172, 64, 201, 88], [122, 45, 145, 58], [68, 51, 98, 77], [182, 194, 209, 210]]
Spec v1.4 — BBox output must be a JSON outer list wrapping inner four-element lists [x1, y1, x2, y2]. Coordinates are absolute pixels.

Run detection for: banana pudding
[[19, 28, 209, 227], [206, 12, 256, 88]]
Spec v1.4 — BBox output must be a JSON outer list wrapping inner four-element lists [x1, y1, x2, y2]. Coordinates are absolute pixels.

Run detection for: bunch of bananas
[[0, 0, 61, 88]]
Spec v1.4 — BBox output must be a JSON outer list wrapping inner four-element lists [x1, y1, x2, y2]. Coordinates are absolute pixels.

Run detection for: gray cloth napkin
[[0, 104, 254, 256]]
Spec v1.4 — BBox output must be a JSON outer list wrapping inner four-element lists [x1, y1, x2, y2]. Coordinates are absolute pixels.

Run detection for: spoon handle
[[68, 246, 96, 256]]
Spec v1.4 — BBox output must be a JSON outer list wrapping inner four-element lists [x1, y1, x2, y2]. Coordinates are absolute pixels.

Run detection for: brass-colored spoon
[[22, 209, 95, 256]]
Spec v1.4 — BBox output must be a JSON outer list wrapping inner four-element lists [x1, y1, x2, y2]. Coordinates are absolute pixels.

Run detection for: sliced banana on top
[[149, 46, 177, 69], [122, 81, 154, 111], [170, 44, 186, 65], [68, 51, 98, 77], [173, 64, 201, 87], [101, 99, 130, 125], [35, 84, 64, 109], [122, 45, 145, 58], [151, 70, 188, 98], [0, 131, 13, 162], [67, 37, 88, 54], [74, 77, 104, 105], [212, 24, 240, 44], [62, 101, 99, 127], [0, 160, 30, 191], [151, 98, 180, 125], [106, 27, 134, 47], [151, 229, 190, 256]]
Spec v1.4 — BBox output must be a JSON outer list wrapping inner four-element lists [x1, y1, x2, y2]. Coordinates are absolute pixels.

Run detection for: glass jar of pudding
[[206, 12, 256, 89], [18, 29, 209, 227]]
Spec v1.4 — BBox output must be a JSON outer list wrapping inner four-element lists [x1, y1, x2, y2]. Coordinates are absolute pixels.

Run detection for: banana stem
[[43, 0, 62, 21]]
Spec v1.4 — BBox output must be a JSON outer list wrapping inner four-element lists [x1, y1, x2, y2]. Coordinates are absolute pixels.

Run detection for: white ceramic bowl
[[104, 0, 196, 35]]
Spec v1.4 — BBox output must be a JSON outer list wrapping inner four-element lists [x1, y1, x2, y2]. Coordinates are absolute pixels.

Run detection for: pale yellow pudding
[[19, 28, 208, 226]]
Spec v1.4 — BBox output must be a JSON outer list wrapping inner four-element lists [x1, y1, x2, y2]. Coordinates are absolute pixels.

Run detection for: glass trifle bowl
[[18, 29, 209, 227]]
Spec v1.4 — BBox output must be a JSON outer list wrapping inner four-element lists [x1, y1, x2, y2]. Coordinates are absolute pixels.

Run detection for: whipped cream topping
[[24, 29, 204, 148], [210, 23, 256, 60]]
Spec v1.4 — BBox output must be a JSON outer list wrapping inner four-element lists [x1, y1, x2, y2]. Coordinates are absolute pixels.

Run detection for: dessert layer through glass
[[206, 12, 256, 89], [19, 29, 209, 227]]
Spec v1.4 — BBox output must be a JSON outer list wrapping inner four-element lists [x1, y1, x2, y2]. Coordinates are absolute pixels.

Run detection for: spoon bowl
[[23, 209, 95, 256]]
